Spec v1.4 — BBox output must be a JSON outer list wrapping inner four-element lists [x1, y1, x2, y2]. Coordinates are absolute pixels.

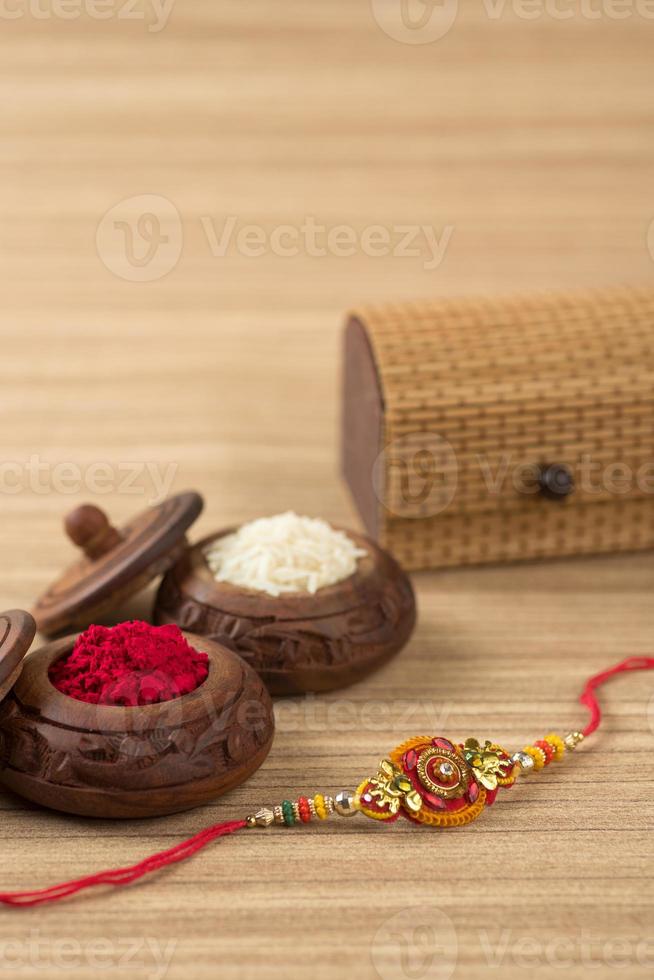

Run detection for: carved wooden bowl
[[0, 632, 274, 818], [153, 528, 416, 695]]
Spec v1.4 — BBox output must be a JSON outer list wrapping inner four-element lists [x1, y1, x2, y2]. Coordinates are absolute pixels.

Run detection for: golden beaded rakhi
[[245, 730, 583, 831], [0, 655, 651, 907]]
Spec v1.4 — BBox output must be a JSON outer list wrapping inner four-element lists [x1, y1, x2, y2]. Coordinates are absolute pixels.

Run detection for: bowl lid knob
[[31, 492, 204, 638], [65, 505, 125, 560]]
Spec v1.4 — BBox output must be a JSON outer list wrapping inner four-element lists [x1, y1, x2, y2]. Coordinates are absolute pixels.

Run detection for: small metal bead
[[308, 798, 316, 817], [512, 751, 535, 772], [273, 805, 285, 825], [334, 791, 358, 817], [323, 795, 335, 815], [245, 815, 257, 828], [254, 808, 275, 828], [564, 731, 584, 751]]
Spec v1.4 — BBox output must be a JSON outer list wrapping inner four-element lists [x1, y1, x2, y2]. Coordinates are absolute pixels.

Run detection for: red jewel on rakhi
[[354, 735, 520, 827]]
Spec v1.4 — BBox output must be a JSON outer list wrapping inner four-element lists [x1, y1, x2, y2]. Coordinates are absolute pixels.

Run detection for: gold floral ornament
[[462, 739, 512, 791], [355, 759, 422, 821]]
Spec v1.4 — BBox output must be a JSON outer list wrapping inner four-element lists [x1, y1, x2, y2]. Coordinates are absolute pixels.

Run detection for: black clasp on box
[[538, 463, 575, 501]]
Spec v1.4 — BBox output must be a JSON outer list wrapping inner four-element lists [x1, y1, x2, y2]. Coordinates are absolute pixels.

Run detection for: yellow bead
[[545, 733, 565, 761], [524, 745, 546, 770], [313, 794, 328, 820]]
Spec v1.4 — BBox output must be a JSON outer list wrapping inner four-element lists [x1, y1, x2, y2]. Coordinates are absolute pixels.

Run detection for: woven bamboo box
[[342, 287, 654, 571]]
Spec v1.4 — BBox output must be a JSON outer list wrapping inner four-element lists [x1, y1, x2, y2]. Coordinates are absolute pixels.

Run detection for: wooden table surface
[[1, 3, 653, 978]]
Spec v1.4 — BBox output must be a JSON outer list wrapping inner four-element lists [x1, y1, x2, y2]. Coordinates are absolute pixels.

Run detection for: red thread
[[49, 621, 209, 706], [2, 655, 653, 907], [578, 656, 654, 737], [0, 820, 246, 907]]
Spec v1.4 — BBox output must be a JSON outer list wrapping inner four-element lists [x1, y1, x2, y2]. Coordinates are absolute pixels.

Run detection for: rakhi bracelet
[[244, 729, 584, 830], [0, 655, 651, 908]]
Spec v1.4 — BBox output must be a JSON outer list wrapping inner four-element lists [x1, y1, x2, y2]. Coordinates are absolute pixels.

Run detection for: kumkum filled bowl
[[0, 629, 274, 819]]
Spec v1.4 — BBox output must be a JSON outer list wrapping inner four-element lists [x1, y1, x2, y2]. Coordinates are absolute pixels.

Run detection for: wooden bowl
[[0, 632, 274, 818], [153, 528, 416, 695]]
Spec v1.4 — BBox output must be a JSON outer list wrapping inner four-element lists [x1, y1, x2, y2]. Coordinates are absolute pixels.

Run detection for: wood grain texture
[[0, 3, 652, 979]]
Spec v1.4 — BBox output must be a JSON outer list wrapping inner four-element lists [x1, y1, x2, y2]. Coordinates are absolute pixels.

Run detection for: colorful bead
[[523, 745, 546, 770], [297, 796, 311, 823], [535, 740, 555, 765], [545, 733, 565, 761], [313, 794, 328, 820], [281, 800, 295, 826]]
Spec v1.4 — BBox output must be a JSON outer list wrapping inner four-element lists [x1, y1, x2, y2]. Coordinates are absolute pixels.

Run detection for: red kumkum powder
[[49, 621, 209, 707]]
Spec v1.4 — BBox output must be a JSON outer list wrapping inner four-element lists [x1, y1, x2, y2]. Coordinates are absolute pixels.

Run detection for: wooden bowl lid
[[0, 609, 36, 702], [32, 492, 203, 637]]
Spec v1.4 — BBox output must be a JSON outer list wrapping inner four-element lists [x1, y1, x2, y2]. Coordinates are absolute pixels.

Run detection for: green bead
[[281, 800, 295, 826]]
